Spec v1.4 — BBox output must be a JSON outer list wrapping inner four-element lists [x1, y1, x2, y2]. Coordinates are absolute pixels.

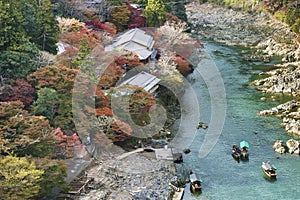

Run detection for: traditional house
[[105, 28, 155, 61], [119, 71, 160, 94]]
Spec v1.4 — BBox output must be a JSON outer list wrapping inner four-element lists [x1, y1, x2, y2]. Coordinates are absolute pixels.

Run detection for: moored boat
[[232, 144, 241, 161], [240, 141, 249, 160], [189, 172, 202, 193], [262, 161, 277, 179]]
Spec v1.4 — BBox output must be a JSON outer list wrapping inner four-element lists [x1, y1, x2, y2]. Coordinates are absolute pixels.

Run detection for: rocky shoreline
[[186, 2, 300, 62], [186, 2, 300, 139], [61, 146, 183, 200]]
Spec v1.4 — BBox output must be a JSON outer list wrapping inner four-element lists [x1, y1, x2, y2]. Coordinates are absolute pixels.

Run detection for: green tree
[[143, 0, 167, 27], [0, 155, 44, 200], [111, 3, 131, 31], [71, 38, 92, 69], [28, 0, 59, 54], [0, 0, 39, 79], [38, 159, 68, 197], [32, 87, 59, 125], [0, 38, 39, 79], [171, 0, 187, 21], [54, 94, 74, 132], [0, 0, 27, 51]]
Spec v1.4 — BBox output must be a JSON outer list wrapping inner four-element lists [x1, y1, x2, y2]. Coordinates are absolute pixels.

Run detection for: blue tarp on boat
[[240, 141, 250, 148]]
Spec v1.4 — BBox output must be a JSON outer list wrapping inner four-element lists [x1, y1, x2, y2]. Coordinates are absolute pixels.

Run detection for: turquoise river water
[[181, 39, 300, 200]]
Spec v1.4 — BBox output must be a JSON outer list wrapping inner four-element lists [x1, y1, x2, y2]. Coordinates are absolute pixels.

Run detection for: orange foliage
[[27, 65, 78, 94], [95, 107, 113, 117], [105, 120, 132, 142], [174, 56, 192, 76], [114, 52, 142, 70], [95, 87, 110, 108], [60, 28, 101, 49], [98, 64, 124, 89]]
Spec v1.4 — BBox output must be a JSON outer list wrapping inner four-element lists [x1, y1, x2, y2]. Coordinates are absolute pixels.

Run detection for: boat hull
[[190, 183, 202, 194], [241, 151, 249, 160], [232, 152, 241, 161], [262, 168, 276, 179]]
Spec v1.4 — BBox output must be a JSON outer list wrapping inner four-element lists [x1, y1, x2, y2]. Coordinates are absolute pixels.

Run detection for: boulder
[[274, 146, 286, 154], [273, 140, 286, 154], [272, 140, 283, 149], [286, 139, 300, 154]]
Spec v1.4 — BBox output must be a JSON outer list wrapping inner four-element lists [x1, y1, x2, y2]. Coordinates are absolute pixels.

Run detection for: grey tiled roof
[[120, 71, 160, 92], [105, 28, 155, 60]]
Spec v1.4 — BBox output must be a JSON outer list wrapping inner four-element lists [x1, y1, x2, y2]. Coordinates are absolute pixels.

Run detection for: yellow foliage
[[0, 155, 44, 200], [56, 17, 85, 33]]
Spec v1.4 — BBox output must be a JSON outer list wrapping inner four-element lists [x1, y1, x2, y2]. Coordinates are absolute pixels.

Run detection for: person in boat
[[232, 144, 241, 154]]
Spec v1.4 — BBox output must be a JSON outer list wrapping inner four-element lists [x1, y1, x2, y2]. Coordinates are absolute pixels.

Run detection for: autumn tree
[[127, 3, 146, 28], [86, 20, 117, 35], [52, 128, 83, 159], [58, 28, 101, 67], [110, 84, 156, 126], [95, 84, 111, 108], [56, 16, 85, 33], [28, 65, 77, 132], [0, 79, 36, 107], [28, 65, 78, 132], [174, 56, 192, 76], [98, 64, 125, 89], [27, 65, 77, 94], [98, 116, 132, 143], [0, 101, 54, 157], [114, 52, 142, 70], [0, 155, 44, 200]]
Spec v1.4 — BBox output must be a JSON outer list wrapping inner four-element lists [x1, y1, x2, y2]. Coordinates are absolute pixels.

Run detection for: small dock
[[68, 178, 92, 195], [173, 188, 184, 200], [169, 183, 184, 200]]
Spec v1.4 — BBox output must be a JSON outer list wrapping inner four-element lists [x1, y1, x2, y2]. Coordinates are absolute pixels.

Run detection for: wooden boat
[[240, 141, 249, 160], [189, 172, 202, 193], [262, 161, 277, 179], [232, 144, 241, 161], [197, 122, 208, 129]]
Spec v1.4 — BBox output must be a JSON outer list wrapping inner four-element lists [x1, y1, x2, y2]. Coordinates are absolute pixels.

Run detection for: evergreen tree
[[0, 0, 27, 51], [32, 87, 59, 125], [143, 0, 167, 27], [25, 0, 59, 54], [0, 38, 39, 79], [172, 0, 188, 21]]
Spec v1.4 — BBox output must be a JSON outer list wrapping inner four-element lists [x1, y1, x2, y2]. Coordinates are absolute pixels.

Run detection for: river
[[181, 39, 300, 200]]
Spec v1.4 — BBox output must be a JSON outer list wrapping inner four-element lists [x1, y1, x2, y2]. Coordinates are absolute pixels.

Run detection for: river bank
[[186, 2, 300, 62], [186, 2, 300, 139], [61, 148, 177, 200]]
